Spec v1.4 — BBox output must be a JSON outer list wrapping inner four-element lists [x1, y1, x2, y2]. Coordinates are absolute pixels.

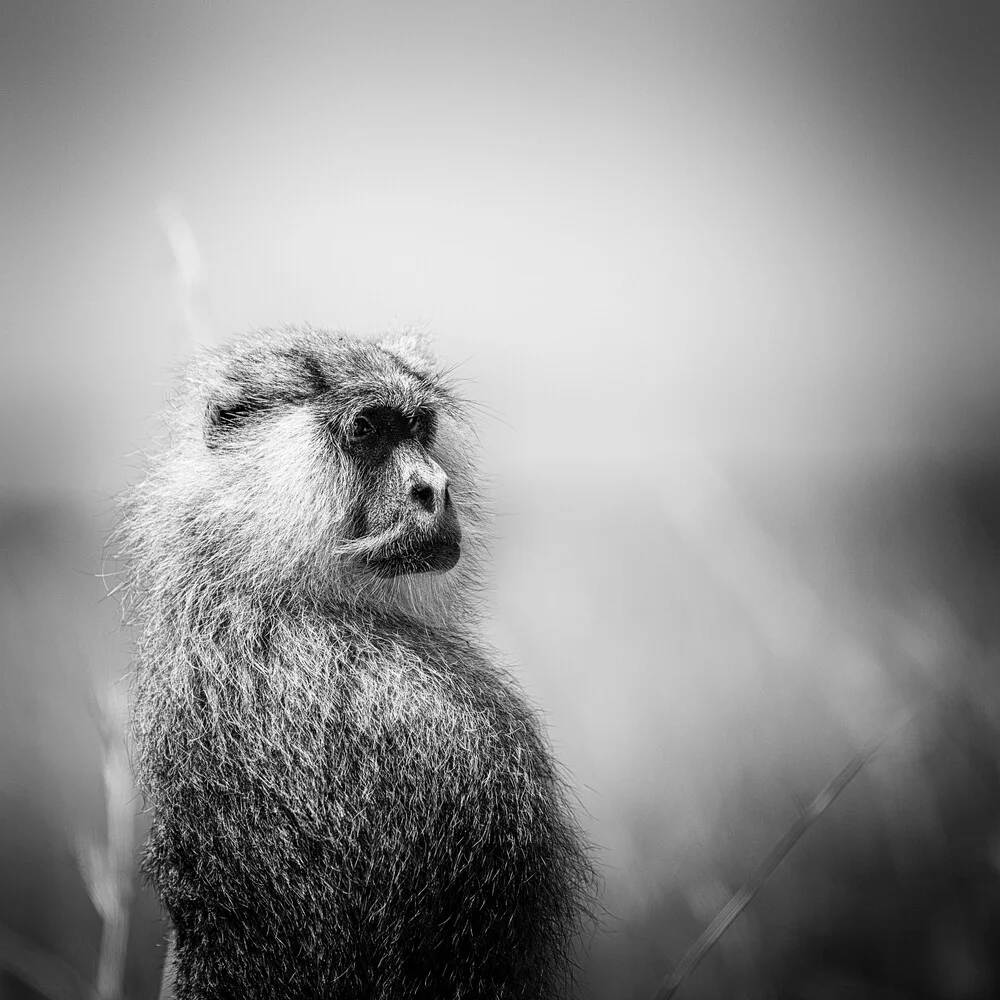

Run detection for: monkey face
[[191, 331, 470, 589], [339, 405, 462, 578]]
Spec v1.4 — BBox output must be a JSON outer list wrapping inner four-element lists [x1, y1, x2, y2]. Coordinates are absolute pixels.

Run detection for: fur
[[114, 326, 593, 999]]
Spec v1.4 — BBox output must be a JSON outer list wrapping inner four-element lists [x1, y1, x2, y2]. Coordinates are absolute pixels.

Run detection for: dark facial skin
[[341, 405, 461, 578]]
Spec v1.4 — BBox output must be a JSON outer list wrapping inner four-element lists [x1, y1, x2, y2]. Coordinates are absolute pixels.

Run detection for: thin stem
[[653, 717, 909, 1000]]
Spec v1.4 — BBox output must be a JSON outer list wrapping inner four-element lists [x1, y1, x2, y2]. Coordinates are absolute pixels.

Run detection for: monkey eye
[[408, 408, 435, 442], [346, 414, 376, 443]]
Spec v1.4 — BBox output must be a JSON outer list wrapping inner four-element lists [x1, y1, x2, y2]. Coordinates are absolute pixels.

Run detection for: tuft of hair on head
[[382, 326, 437, 366]]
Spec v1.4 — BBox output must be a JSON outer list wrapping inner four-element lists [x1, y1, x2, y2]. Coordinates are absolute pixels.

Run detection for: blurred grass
[[0, 498, 163, 1000], [494, 451, 1000, 999], [2, 448, 1000, 999]]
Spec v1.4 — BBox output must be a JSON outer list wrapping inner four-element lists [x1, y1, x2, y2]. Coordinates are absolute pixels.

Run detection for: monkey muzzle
[[364, 499, 462, 579], [366, 521, 461, 577], [354, 448, 462, 578]]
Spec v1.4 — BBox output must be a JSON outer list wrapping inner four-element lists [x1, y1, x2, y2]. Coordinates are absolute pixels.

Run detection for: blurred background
[[2, 1, 999, 997]]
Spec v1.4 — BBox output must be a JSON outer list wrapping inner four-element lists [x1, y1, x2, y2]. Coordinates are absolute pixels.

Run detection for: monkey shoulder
[[326, 607, 522, 704], [318, 607, 553, 774]]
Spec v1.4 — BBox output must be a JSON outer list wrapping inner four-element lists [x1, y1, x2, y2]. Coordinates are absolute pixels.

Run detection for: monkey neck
[[129, 575, 481, 783], [138, 574, 475, 659]]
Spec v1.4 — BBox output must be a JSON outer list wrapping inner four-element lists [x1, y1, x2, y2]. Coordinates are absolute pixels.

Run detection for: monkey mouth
[[365, 526, 462, 578]]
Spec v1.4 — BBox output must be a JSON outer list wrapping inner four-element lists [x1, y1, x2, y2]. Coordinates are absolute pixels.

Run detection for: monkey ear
[[204, 382, 256, 447], [385, 329, 437, 368]]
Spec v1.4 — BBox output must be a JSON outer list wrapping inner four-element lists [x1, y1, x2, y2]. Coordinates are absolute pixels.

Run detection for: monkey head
[[125, 327, 485, 618]]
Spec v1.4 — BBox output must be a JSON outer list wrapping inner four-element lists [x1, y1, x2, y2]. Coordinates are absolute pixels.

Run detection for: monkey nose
[[409, 470, 449, 516]]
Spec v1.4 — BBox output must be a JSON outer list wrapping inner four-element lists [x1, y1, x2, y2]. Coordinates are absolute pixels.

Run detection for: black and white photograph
[[2, 2, 999, 997]]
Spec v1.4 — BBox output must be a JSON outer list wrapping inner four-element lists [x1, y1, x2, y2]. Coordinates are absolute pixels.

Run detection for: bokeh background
[[2, 2, 1000, 997]]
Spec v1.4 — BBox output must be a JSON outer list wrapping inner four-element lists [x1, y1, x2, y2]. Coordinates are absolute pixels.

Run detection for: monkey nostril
[[411, 482, 436, 515]]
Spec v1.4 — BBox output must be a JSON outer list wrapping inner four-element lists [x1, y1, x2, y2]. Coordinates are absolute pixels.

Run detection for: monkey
[[114, 326, 595, 999]]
